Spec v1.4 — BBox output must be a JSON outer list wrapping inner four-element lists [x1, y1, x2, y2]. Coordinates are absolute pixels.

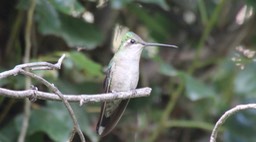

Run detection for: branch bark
[[0, 87, 152, 104]]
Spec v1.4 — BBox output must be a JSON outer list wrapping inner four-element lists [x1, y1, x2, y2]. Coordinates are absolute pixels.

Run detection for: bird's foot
[[131, 89, 137, 96], [110, 90, 119, 100], [29, 85, 38, 102]]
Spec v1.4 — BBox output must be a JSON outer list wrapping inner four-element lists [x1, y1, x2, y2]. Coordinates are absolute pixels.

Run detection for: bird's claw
[[29, 85, 38, 102]]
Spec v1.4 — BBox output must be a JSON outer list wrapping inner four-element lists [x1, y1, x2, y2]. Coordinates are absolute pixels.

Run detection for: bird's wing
[[96, 62, 130, 137], [103, 62, 113, 93]]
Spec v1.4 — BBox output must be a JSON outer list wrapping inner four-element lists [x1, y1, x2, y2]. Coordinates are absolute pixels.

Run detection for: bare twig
[[16, 62, 58, 70], [19, 69, 86, 142], [18, 99, 31, 142], [210, 104, 256, 142], [68, 128, 77, 142], [15, 53, 65, 70], [0, 54, 65, 80]]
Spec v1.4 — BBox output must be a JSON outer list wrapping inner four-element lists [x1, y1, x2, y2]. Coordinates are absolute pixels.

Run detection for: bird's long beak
[[142, 42, 178, 48]]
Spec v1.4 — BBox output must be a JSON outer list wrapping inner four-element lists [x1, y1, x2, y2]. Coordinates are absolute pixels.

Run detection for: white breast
[[110, 60, 139, 92]]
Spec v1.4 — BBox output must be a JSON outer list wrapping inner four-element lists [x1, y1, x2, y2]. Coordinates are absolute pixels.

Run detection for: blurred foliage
[[0, 0, 256, 142]]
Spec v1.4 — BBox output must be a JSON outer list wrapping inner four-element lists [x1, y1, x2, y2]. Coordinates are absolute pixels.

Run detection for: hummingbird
[[96, 31, 177, 136]]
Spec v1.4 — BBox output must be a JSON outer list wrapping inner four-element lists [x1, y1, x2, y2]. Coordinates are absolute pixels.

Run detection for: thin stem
[[189, 0, 227, 73], [197, 0, 208, 26], [18, 0, 36, 141], [5, 10, 23, 56], [68, 128, 77, 142]]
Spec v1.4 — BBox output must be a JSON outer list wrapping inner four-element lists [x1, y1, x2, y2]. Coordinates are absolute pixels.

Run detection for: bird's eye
[[130, 39, 136, 44]]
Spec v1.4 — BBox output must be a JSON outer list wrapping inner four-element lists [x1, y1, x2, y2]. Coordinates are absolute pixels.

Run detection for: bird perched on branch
[[96, 25, 177, 136]]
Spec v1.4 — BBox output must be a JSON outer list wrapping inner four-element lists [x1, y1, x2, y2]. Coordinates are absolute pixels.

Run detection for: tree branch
[[210, 103, 256, 142], [0, 54, 65, 80], [0, 87, 152, 103], [16, 53, 65, 70]]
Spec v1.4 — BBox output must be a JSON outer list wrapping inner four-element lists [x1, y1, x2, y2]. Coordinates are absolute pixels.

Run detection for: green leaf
[[15, 102, 73, 142], [110, 0, 170, 10], [69, 52, 103, 78], [128, 5, 175, 42], [54, 79, 101, 94], [35, 0, 102, 49], [35, 0, 61, 33], [0, 120, 18, 142], [72, 104, 98, 142], [27, 133, 44, 142], [48, 0, 85, 15], [110, 0, 132, 9], [182, 73, 216, 101], [59, 14, 102, 48], [234, 63, 256, 96], [15, 101, 97, 142], [0, 101, 97, 142], [138, 0, 170, 10], [246, 0, 256, 9], [16, 0, 30, 9], [159, 61, 178, 77]]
